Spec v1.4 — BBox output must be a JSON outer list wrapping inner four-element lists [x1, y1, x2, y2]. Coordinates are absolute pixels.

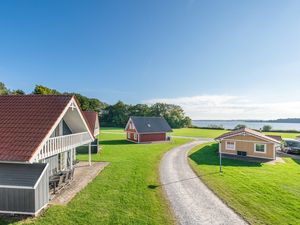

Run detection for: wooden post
[[70, 148, 73, 170], [89, 143, 91, 166]]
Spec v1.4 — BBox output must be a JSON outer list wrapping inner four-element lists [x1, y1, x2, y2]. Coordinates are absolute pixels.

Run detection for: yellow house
[[215, 128, 281, 160]]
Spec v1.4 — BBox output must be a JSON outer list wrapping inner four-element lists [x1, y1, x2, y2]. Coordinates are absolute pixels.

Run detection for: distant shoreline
[[193, 119, 300, 124], [192, 120, 300, 131]]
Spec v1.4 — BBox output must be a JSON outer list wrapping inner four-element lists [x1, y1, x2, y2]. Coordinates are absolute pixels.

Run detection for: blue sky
[[1, 0, 300, 119]]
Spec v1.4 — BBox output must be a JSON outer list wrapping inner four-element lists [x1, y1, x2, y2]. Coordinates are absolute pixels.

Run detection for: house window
[[225, 141, 235, 150], [127, 133, 131, 139], [255, 144, 266, 153], [134, 133, 137, 140]]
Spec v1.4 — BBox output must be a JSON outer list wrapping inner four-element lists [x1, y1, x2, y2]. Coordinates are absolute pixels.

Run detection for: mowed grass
[[172, 128, 227, 138], [101, 127, 124, 133], [172, 128, 300, 139], [263, 131, 300, 139], [12, 133, 190, 225], [189, 143, 300, 225], [101, 127, 300, 139]]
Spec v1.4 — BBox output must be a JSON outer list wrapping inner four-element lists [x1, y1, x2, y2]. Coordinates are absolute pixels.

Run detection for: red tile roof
[[0, 95, 72, 162], [83, 111, 98, 135], [215, 128, 281, 144]]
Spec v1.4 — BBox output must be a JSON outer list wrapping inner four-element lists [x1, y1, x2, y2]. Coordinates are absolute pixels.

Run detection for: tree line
[[0, 82, 191, 128], [101, 101, 191, 128]]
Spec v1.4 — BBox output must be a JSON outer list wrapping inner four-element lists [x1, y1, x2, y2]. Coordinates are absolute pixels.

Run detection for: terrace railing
[[36, 132, 92, 160]]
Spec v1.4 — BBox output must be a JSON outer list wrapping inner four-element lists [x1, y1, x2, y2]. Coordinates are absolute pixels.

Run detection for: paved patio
[[50, 161, 109, 205]]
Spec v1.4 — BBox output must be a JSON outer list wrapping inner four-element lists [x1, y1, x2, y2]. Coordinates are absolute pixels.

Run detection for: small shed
[[125, 116, 172, 143], [0, 163, 49, 215]]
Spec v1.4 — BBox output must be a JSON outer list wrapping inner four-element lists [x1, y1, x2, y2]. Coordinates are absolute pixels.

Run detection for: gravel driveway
[[160, 141, 247, 225]]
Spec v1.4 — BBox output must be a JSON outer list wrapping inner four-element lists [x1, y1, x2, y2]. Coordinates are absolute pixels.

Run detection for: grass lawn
[[101, 127, 300, 139], [9, 133, 190, 225], [189, 143, 300, 225], [263, 131, 300, 139], [101, 127, 124, 133], [172, 128, 300, 139], [172, 128, 227, 138]]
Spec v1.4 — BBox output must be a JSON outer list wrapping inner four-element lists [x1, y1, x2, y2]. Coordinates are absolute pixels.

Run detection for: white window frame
[[225, 141, 236, 150], [127, 133, 131, 139], [254, 143, 267, 153], [134, 133, 137, 140]]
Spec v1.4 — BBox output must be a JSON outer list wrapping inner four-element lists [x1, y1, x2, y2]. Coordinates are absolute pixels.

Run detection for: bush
[[262, 125, 272, 132], [234, 124, 246, 130]]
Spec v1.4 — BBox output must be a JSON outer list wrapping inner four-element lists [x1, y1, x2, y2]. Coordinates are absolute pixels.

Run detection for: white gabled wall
[[30, 97, 94, 163]]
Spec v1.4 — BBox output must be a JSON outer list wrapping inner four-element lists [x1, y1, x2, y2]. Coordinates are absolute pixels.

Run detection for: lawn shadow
[[100, 139, 134, 145], [189, 143, 262, 167], [292, 158, 300, 165], [148, 184, 159, 189], [147, 172, 220, 189], [0, 214, 30, 225]]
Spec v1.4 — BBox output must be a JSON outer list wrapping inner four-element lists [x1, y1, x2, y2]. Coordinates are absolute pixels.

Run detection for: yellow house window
[[225, 141, 235, 150], [255, 144, 266, 153]]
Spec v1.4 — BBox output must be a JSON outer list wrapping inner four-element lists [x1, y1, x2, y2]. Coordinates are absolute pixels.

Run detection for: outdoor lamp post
[[219, 140, 222, 173]]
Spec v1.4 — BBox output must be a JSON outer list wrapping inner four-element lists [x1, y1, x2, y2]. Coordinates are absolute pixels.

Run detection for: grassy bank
[[6, 133, 190, 225], [189, 143, 300, 225]]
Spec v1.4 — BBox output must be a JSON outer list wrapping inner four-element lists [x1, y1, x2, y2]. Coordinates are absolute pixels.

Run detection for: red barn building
[[125, 116, 172, 143]]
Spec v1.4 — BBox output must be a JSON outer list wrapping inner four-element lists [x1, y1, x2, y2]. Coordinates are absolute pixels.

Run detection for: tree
[[0, 82, 26, 95], [31, 85, 107, 112], [33, 85, 61, 95], [104, 101, 129, 127], [129, 104, 151, 117], [262, 125, 272, 132], [11, 89, 25, 95], [149, 103, 191, 128], [29, 84, 191, 128], [64, 92, 108, 112], [0, 82, 9, 95], [89, 98, 106, 112], [234, 124, 246, 130], [182, 116, 192, 127]]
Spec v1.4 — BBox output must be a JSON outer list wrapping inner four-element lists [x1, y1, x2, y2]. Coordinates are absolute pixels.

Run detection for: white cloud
[[143, 95, 300, 120]]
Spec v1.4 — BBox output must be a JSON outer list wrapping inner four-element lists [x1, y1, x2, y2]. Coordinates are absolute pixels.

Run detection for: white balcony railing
[[36, 132, 92, 160]]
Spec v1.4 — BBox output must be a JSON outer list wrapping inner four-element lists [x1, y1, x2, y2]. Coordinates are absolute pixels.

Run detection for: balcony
[[36, 132, 92, 160]]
